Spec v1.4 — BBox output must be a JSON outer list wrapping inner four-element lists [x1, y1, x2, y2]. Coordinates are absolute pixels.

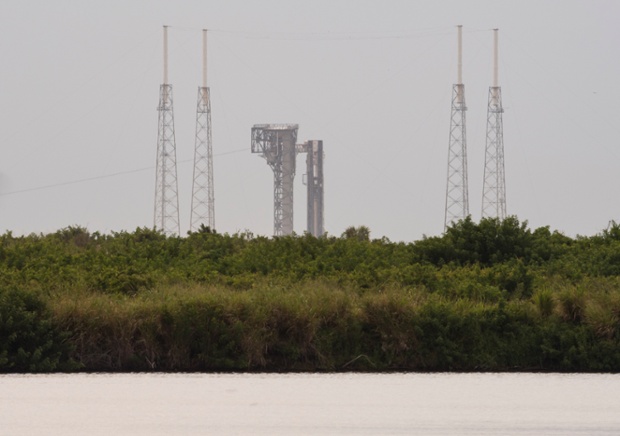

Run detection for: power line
[[171, 25, 457, 41], [0, 148, 246, 197]]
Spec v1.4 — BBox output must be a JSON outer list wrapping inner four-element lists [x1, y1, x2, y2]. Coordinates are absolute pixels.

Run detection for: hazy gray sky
[[1, 0, 619, 241]]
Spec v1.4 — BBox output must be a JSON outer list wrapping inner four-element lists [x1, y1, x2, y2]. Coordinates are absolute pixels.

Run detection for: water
[[1, 373, 619, 435]]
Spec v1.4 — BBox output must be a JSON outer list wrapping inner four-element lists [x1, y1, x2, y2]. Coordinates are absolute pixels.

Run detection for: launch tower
[[251, 124, 299, 236]]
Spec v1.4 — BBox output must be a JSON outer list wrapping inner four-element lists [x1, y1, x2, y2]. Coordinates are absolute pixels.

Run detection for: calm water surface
[[1, 373, 619, 435]]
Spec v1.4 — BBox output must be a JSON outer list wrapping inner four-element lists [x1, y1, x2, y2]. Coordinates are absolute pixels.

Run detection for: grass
[[23, 275, 620, 372]]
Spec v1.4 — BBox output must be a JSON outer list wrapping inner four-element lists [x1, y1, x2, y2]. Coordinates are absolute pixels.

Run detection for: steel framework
[[299, 140, 324, 237], [154, 26, 180, 236], [481, 86, 506, 219], [190, 30, 215, 232], [154, 83, 180, 235], [190, 87, 214, 231], [481, 29, 506, 220], [444, 26, 469, 230], [444, 83, 469, 230], [251, 124, 299, 236]]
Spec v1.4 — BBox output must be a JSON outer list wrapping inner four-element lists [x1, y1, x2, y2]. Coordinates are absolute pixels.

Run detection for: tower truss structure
[[444, 25, 469, 230], [190, 30, 215, 232], [154, 26, 180, 236], [481, 29, 507, 220], [252, 124, 299, 236], [299, 140, 324, 237]]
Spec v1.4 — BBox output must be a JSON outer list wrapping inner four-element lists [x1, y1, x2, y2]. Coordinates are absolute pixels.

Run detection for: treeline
[[1, 217, 620, 372]]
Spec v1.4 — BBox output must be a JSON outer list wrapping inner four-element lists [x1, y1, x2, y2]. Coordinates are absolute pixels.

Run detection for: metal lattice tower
[[154, 25, 180, 235], [299, 140, 325, 237], [482, 29, 507, 220], [190, 29, 215, 232], [444, 25, 469, 230], [251, 124, 298, 236]]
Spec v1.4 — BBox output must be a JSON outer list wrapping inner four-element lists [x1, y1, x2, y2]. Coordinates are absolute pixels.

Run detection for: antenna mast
[[482, 28, 507, 220], [444, 25, 470, 230], [190, 29, 216, 232], [154, 25, 180, 235]]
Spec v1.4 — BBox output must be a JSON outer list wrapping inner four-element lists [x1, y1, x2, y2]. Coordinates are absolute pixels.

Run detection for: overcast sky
[[1, 0, 619, 241]]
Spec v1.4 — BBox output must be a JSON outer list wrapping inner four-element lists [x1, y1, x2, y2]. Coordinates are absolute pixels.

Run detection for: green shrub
[[0, 288, 77, 372]]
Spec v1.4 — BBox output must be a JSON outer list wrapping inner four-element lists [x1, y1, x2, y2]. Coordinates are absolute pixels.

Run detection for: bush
[[0, 288, 76, 372], [414, 216, 535, 266]]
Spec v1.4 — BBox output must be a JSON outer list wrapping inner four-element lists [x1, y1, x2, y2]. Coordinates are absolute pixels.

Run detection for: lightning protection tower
[[444, 25, 469, 230], [299, 140, 325, 237], [251, 124, 299, 236], [190, 29, 215, 232], [481, 29, 507, 220], [154, 25, 181, 235]]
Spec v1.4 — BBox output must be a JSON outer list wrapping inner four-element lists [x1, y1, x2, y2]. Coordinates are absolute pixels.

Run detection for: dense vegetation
[[1, 216, 620, 373]]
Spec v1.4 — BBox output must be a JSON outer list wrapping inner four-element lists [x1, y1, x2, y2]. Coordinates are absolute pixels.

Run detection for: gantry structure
[[481, 29, 507, 220], [252, 124, 299, 236], [444, 25, 469, 230], [252, 125, 325, 237], [190, 29, 215, 232], [154, 25, 180, 236]]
